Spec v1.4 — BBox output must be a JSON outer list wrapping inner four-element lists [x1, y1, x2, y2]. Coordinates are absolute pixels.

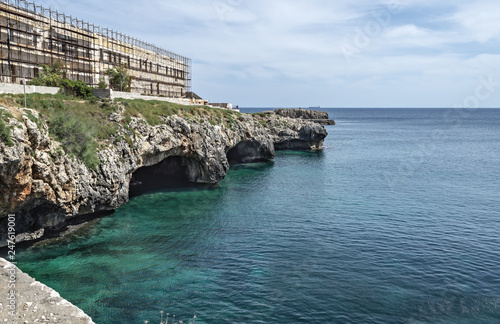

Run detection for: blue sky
[[37, 0, 500, 107]]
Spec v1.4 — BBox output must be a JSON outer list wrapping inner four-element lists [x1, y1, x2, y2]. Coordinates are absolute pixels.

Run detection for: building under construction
[[0, 0, 192, 98]]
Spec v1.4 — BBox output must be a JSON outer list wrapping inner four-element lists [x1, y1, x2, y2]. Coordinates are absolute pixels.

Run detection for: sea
[[14, 108, 500, 323]]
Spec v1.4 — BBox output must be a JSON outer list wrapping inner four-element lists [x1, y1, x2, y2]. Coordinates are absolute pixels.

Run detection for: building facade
[[0, 0, 191, 98]]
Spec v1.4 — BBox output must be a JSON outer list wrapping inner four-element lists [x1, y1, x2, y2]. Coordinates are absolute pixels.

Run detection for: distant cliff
[[274, 108, 336, 125], [0, 97, 327, 246]]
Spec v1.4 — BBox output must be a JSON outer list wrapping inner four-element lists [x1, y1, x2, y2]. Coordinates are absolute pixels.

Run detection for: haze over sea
[[17, 108, 500, 323]]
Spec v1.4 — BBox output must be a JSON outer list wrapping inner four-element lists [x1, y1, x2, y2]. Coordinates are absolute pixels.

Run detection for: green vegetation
[[106, 65, 131, 92], [59, 79, 94, 99], [0, 110, 14, 146], [98, 78, 108, 89], [116, 98, 241, 126], [48, 112, 100, 169], [28, 60, 65, 87], [28, 61, 94, 99], [0, 92, 243, 168], [252, 112, 268, 117], [26, 111, 45, 130], [0, 93, 119, 169]]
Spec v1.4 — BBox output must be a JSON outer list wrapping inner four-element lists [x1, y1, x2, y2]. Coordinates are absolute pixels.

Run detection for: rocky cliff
[[274, 108, 336, 125], [0, 102, 327, 246]]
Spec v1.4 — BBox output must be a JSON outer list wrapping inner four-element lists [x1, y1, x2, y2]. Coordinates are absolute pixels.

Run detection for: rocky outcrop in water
[[252, 112, 328, 150], [0, 105, 327, 246], [274, 108, 336, 125]]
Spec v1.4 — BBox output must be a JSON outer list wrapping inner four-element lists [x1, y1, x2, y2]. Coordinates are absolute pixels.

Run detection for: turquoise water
[[14, 109, 500, 323]]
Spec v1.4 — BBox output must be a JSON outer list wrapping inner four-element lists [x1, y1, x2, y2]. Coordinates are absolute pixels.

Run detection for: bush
[[28, 61, 94, 99], [106, 65, 131, 92], [0, 111, 14, 146], [28, 60, 65, 87], [59, 79, 94, 99], [48, 112, 100, 170], [98, 78, 108, 89]]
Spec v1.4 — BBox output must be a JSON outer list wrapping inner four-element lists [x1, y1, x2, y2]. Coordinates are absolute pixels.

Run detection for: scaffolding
[[0, 0, 192, 97]]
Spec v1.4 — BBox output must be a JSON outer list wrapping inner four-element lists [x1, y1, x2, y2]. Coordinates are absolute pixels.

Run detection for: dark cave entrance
[[0, 200, 64, 244], [129, 156, 195, 197], [226, 140, 273, 165]]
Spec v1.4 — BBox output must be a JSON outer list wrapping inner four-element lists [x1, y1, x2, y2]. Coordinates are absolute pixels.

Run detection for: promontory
[[0, 94, 329, 246]]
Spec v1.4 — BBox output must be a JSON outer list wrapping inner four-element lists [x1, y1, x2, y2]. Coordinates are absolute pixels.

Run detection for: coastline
[[0, 96, 332, 322], [0, 97, 330, 247]]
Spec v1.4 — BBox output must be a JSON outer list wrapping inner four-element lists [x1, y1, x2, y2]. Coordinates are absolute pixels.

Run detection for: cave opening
[[226, 140, 273, 165], [0, 200, 64, 244], [129, 156, 197, 197]]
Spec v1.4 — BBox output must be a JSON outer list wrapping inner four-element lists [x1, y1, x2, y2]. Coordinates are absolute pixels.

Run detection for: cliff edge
[[0, 96, 328, 246], [274, 108, 336, 125]]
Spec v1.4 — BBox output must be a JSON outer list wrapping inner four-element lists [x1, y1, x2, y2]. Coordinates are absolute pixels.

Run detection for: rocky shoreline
[[0, 104, 329, 247], [274, 108, 336, 125]]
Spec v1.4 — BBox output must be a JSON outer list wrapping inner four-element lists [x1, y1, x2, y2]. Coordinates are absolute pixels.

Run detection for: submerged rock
[[0, 105, 328, 246]]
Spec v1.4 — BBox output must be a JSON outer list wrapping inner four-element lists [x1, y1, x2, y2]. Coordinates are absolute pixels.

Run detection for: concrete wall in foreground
[[0, 258, 95, 323], [0, 83, 59, 95]]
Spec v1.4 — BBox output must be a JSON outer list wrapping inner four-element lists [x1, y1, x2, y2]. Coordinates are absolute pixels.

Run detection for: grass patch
[[48, 111, 100, 169], [0, 93, 120, 169], [116, 98, 240, 127], [0, 110, 14, 146], [1, 93, 244, 167], [26, 111, 45, 130], [117, 98, 203, 125]]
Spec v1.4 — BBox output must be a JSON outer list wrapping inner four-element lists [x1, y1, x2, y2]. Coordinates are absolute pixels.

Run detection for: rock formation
[[274, 108, 336, 125], [0, 105, 327, 246]]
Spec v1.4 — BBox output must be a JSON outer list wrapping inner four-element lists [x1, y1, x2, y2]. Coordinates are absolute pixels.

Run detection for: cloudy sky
[[37, 0, 500, 107]]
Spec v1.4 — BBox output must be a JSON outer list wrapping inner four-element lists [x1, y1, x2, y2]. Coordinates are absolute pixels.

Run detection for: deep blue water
[[14, 108, 500, 323]]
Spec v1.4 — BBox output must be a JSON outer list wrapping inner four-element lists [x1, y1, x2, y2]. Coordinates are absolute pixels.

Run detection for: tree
[[97, 77, 108, 89], [28, 59, 65, 87], [28, 60, 93, 99], [106, 65, 131, 92]]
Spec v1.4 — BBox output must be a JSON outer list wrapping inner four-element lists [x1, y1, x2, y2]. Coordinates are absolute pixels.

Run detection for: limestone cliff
[[274, 108, 336, 125], [0, 104, 327, 246]]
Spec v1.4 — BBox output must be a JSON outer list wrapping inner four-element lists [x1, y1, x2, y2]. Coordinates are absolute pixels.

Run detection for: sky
[[35, 0, 500, 108]]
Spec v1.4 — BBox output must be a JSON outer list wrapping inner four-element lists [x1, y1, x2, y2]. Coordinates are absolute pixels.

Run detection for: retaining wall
[[0, 82, 59, 95]]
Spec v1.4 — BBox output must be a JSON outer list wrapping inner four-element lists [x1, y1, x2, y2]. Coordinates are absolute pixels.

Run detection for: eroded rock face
[[252, 113, 328, 150], [275, 108, 329, 120], [0, 106, 328, 246], [274, 108, 336, 125], [227, 139, 274, 164]]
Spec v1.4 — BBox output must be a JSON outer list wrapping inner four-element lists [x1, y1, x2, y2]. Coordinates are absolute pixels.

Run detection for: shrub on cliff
[[106, 65, 131, 92], [29, 61, 95, 99], [0, 110, 14, 147], [59, 79, 94, 99], [28, 60, 65, 87], [48, 111, 100, 170]]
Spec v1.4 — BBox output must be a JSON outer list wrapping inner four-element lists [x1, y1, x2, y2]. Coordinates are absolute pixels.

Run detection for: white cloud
[[34, 0, 500, 107], [449, 1, 500, 43]]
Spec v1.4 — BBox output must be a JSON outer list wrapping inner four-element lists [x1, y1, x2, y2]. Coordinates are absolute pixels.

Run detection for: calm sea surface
[[16, 108, 500, 323]]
